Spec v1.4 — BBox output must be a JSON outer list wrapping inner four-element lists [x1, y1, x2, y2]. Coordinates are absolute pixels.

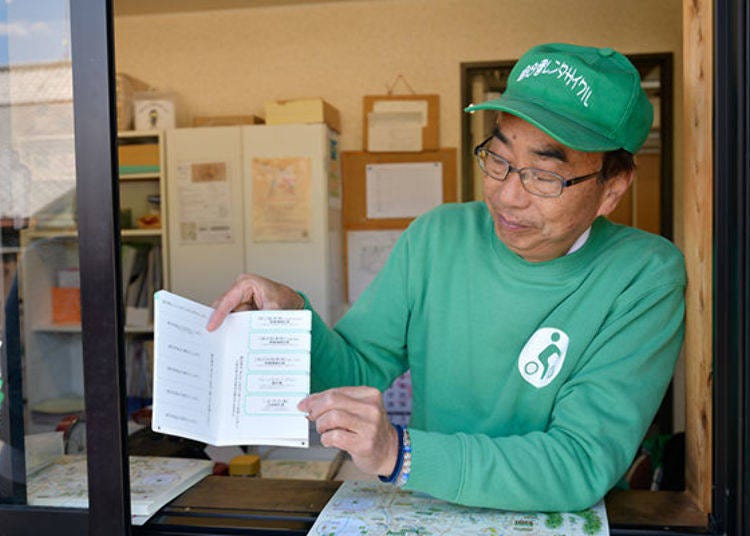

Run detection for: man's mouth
[[497, 213, 529, 230]]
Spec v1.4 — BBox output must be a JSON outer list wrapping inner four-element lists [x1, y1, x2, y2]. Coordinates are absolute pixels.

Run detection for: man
[[207, 43, 685, 512]]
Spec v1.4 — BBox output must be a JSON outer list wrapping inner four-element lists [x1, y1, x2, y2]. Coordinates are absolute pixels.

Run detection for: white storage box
[[134, 91, 176, 131]]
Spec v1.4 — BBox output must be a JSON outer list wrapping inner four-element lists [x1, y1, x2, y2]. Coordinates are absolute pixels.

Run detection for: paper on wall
[[251, 157, 312, 242], [367, 111, 423, 152], [346, 229, 403, 303], [365, 162, 443, 219], [372, 99, 428, 126], [175, 161, 234, 244]]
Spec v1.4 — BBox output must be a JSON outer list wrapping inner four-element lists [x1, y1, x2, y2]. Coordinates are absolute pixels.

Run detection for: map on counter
[[308, 480, 609, 536], [27, 455, 213, 525]]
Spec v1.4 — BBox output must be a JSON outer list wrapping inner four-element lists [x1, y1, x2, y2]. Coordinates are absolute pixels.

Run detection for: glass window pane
[[0, 0, 87, 508]]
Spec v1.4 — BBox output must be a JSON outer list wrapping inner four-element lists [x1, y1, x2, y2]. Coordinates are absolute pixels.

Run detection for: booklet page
[[153, 290, 311, 447], [152, 291, 223, 443], [219, 310, 311, 446]]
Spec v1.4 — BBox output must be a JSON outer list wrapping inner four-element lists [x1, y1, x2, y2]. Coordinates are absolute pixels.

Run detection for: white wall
[[114, 0, 683, 229]]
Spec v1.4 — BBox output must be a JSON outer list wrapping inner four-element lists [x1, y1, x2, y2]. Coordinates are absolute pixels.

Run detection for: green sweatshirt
[[307, 202, 685, 512]]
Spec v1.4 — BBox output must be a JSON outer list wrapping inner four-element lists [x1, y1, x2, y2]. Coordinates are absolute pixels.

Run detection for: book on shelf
[[122, 243, 162, 326], [152, 290, 311, 447], [126, 338, 154, 415]]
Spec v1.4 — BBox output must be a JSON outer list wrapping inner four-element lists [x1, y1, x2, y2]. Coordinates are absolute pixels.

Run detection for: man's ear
[[596, 169, 635, 217]]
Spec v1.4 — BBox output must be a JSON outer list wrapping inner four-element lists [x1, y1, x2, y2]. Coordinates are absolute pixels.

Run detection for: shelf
[[34, 323, 154, 334], [24, 228, 162, 240], [118, 130, 161, 139], [21, 128, 167, 427], [119, 172, 161, 181], [122, 228, 162, 238], [24, 229, 78, 240]]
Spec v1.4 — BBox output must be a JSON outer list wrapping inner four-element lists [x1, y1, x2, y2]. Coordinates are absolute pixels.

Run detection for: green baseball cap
[[465, 43, 653, 153]]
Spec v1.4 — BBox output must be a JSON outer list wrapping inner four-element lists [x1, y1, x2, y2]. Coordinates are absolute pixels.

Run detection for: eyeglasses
[[473, 135, 601, 198]]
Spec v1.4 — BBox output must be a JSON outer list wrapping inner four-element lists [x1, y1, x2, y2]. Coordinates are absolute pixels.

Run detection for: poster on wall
[[365, 162, 443, 219], [251, 157, 312, 242], [346, 229, 403, 304], [175, 161, 233, 244]]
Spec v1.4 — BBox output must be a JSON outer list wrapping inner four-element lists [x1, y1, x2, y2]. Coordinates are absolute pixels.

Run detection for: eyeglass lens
[[477, 149, 563, 197]]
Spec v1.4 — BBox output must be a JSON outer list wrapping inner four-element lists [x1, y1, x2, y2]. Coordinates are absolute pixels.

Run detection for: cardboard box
[[363, 94, 439, 152], [265, 98, 341, 133], [116, 73, 149, 131], [51, 287, 81, 324], [193, 115, 265, 127], [118, 142, 160, 173], [118, 143, 159, 166]]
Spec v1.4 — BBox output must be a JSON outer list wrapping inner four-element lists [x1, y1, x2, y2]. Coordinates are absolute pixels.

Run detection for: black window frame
[[0, 1, 747, 535], [712, 0, 749, 534], [0, 0, 130, 534]]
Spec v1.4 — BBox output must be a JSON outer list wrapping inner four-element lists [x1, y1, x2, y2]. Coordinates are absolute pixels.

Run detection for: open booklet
[[152, 290, 311, 447]]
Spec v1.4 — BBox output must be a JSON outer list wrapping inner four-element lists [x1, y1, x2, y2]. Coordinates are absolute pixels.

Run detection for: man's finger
[[299, 386, 380, 410], [315, 407, 379, 437], [305, 395, 379, 423], [206, 285, 252, 331], [299, 387, 381, 419], [319, 427, 358, 451], [331, 386, 381, 400]]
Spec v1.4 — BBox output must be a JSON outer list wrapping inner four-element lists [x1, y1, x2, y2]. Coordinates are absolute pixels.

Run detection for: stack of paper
[[259, 445, 345, 480], [27, 455, 213, 525]]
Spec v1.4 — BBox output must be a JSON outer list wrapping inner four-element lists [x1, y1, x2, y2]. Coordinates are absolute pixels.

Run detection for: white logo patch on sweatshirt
[[518, 327, 569, 388]]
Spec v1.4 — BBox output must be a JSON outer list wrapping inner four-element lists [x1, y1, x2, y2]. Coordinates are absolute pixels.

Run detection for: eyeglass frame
[[473, 134, 603, 198]]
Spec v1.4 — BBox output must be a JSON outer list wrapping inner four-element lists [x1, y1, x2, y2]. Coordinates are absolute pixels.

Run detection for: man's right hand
[[206, 273, 304, 331]]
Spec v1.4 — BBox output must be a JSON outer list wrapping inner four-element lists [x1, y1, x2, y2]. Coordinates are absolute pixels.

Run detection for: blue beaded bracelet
[[378, 424, 404, 484], [396, 428, 411, 487]]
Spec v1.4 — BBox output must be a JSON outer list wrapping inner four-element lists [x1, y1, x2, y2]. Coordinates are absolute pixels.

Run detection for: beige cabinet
[[165, 124, 345, 325]]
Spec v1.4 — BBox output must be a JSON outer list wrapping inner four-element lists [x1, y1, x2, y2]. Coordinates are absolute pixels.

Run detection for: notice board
[[341, 148, 457, 230]]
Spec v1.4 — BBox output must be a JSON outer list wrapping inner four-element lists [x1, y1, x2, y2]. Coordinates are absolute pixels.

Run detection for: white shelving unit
[[19, 130, 169, 431]]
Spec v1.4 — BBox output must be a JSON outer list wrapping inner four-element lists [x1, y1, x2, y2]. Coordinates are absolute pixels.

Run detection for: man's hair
[[601, 149, 636, 182]]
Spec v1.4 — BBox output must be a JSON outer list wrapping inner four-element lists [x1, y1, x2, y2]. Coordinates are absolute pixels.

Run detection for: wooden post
[[682, 0, 712, 514]]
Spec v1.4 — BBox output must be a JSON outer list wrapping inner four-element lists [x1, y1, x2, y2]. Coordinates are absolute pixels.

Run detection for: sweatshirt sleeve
[[307, 231, 411, 392], [404, 280, 685, 512]]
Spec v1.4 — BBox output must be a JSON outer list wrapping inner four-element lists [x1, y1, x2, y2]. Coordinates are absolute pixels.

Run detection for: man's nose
[[493, 170, 531, 207]]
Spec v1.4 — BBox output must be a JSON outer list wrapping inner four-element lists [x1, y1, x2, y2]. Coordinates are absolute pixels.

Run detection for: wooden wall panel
[[682, 0, 713, 514], [341, 149, 458, 230], [633, 153, 661, 235]]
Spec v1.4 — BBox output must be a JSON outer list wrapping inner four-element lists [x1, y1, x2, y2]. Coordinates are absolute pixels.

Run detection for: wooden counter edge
[[606, 489, 709, 528]]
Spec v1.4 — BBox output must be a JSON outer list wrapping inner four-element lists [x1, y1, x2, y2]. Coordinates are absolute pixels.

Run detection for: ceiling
[[114, 0, 365, 16]]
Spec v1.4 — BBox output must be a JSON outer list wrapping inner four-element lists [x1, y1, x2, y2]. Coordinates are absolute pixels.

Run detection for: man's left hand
[[298, 386, 398, 477]]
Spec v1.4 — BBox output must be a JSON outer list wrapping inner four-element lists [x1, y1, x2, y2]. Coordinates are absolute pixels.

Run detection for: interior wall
[[114, 0, 683, 218], [114, 0, 686, 427]]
